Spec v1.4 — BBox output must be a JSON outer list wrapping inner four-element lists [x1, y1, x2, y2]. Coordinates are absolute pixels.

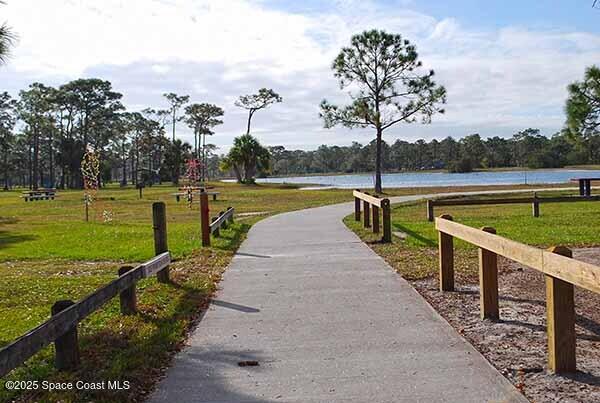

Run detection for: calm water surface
[[252, 169, 600, 189]]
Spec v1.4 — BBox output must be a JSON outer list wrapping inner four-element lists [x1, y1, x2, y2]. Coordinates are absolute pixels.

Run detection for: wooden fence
[[0, 202, 172, 378], [353, 190, 392, 243], [435, 215, 600, 374], [199, 191, 235, 247], [427, 194, 600, 221]]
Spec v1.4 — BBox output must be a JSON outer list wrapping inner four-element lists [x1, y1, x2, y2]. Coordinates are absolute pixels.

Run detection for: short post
[[372, 205, 380, 233], [578, 180, 585, 197], [478, 227, 499, 320], [139, 186, 143, 199], [52, 300, 80, 371], [427, 200, 434, 222], [438, 214, 454, 292], [532, 192, 540, 218], [585, 179, 592, 197], [211, 216, 220, 237], [118, 266, 137, 315], [546, 245, 576, 373], [354, 194, 361, 222], [363, 200, 371, 228], [382, 199, 392, 243], [200, 192, 210, 246], [152, 202, 170, 283], [85, 199, 89, 222], [227, 207, 234, 223]]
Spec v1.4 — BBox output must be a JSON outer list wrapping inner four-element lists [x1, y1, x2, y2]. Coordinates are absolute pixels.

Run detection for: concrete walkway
[[149, 191, 540, 403]]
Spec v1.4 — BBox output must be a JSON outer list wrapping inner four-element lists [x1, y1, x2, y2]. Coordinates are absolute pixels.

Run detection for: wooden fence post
[[52, 300, 80, 371], [532, 192, 540, 218], [438, 214, 454, 291], [152, 202, 169, 283], [372, 205, 380, 233], [546, 245, 576, 373], [363, 200, 371, 228], [227, 207, 234, 223], [355, 195, 361, 222], [479, 227, 499, 320], [200, 192, 210, 246], [118, 266, 137, 315], [382, 199, 392, 243], [427, 200, 434, 222]]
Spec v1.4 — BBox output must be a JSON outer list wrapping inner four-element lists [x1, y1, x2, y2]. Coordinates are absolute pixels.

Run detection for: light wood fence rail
[[435, 215, 600, 373]]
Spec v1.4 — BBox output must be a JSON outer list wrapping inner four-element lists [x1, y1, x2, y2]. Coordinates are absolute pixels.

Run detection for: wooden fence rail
[[353, 190, 392, 243], [210, 207, 235, 237], [427, 194, 600, 221], [435, 215, 600, 373], [0, 202, 172, 378]]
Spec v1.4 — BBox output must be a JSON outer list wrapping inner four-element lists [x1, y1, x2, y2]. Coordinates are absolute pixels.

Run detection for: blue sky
[[1, 0, 600, 151]]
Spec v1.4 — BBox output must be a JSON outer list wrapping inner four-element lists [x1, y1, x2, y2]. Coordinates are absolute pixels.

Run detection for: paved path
[[149, 190, 551, 403]]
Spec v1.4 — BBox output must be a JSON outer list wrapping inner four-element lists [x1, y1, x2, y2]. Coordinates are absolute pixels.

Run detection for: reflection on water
[[243, 169, 600, 189]]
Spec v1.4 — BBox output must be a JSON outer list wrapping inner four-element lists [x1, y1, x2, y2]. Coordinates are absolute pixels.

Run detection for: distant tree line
[[267, 128, 598, 176]]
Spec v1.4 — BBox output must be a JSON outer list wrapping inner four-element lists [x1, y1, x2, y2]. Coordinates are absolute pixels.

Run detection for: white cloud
[[2, 0, 600, 151]]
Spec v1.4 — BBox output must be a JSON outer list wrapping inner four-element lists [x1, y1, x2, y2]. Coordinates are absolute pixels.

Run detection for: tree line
[[0, 77, 284, 190], [267, 128, 595, 176]]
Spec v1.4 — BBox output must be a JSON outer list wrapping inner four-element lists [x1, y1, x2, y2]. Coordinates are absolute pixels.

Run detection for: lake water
[[253, 169, 600, 189]]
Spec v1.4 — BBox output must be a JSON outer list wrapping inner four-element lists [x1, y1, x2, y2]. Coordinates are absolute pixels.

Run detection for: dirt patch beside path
[[412, 248, 600, 403]]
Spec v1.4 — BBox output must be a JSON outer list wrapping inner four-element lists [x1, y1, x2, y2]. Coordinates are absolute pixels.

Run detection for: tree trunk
[[33, 131, 40, 190], [246, 110, 254, 135], [375, 127, 383, 193], [3, 150, 9, 191], [172, 112, 176, 141], [48, 131, 54, 188], [121, 142, 127, 186]]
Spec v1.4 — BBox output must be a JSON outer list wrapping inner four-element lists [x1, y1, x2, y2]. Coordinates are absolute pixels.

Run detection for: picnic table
[[173, 190, 220, 202], [570, 177, 600, 196], [21, 188, 58, 201]]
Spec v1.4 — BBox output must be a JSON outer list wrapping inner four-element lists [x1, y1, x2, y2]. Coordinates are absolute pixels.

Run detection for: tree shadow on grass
[[0, 230, 37, 250], [19, 279, 275, 403], [392, 223, 436, 247]]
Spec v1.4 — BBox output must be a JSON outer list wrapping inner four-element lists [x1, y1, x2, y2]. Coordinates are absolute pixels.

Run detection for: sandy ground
[[411, 248, 600, 403]]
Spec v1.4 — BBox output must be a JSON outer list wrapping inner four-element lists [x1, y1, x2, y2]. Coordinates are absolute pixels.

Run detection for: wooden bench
[[173, 191, 219, 202], [22, 191, 58, 201], [570, 177, 600, 196]]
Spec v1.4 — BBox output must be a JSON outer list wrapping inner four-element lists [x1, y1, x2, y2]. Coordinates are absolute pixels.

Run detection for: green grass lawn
[[0, 182, 579, 402], [0, 182, 357, 262], [345, 189, 600, 281]]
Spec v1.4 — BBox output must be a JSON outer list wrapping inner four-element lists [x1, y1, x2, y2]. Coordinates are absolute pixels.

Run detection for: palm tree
[[0, 1, 16, 65], [220, 134, 270, 184]]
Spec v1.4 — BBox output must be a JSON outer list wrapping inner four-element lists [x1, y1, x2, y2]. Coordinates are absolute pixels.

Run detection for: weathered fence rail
[[0, 202, 172, 378], [427, 194, 600, 221], [435, 215, 600, 373], [353, 190, 391, 243], [210, 207, 235, 237]]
